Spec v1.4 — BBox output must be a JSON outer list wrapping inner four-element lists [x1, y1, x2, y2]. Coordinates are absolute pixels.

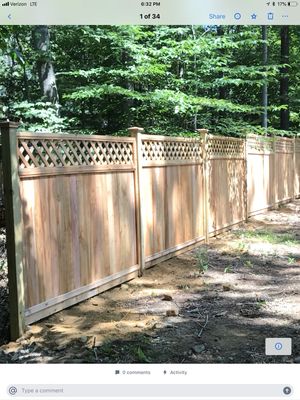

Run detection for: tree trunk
[[33, 26, 59, 104], [262, 26, 268, 130], [217, 26, 226, 100], [280, 26, 289, 130], [14, 33, 29, 101]]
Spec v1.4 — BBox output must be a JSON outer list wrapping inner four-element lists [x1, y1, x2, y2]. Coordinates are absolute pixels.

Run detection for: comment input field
[[8, 384, 293, 398]]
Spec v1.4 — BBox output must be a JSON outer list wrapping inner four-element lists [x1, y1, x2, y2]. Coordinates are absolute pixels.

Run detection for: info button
[[265, 338, 292, 356]]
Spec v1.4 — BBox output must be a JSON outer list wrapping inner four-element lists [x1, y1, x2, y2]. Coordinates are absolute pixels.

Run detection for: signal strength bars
[[2, 1, 9, 6]]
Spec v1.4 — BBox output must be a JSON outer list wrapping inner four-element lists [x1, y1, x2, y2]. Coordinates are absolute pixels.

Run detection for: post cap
[[0, 120, 20, 129], [196, 129, 209, 135], [128, 127, 144, 136]]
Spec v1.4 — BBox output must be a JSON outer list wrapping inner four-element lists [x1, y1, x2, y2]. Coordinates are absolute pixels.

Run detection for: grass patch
[[234, 229, 298, 246], [195, 247, 209, 273]]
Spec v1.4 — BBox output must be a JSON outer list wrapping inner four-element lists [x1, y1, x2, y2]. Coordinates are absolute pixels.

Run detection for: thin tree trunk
[[33, 26, 59, 104], [217, 26, 226, 100], [15, 34, 29, 101], [191, 25, 198, 130], [262, 26, 268, 130], [280, 26, 289, 130]]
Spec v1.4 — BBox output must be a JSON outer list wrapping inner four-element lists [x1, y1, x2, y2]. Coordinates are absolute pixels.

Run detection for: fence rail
[[0, 121, 299, 339]]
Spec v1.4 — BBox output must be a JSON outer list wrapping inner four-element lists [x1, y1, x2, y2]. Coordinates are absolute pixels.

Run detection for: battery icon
[[288, 1, 298, 5]]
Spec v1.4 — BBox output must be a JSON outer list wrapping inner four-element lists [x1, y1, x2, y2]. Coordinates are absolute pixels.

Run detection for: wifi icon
[[2, 1, 9, 6]]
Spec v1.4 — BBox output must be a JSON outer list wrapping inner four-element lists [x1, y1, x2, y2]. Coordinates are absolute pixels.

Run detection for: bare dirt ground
[[0, 201, 300, 364]]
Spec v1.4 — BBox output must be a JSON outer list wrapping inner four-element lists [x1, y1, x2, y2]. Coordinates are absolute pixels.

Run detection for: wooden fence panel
[[141, 135, 205, 266], [0, 145, 4, 226], [247, 136, 275, 216], [17, 133, 139, 324], [207, 137, 246, 234], [275, 138, 295, 203], [296, 139, 300, 197], [1, 121, 299, 337]]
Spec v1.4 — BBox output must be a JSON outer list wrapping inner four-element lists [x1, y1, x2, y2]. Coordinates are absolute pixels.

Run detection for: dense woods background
[[0, 25, 299, 137]]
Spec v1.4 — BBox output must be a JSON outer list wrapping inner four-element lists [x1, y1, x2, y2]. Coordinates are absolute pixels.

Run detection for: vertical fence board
[[296, 139, 300, 196], [129, 128, 145, 275], [199, 130, 209, 243], [0, 122, 25, 339], [0, 145, 5, 226]]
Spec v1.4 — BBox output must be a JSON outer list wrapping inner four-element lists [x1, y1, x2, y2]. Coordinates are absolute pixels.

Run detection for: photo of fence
[[0, 122, 299, 340]]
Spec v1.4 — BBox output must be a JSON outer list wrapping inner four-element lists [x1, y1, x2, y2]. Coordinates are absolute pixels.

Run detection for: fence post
[[273, 135, 278, 207], [293, 136, 296, 200], [129, 127, 145, 276], [0, 121, 25, 340], [197, 129, 209, 244], [244, 137, 249, 222]]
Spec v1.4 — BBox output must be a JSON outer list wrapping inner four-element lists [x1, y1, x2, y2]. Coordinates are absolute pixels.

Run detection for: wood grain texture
[[296, 156, 300, 197], [143, 164, 204, 258], [130, 129, 145, 275], [275, 153, 294, 202], [208, 159, 246, 233], [25, 266, 140, 325], [21, 172, 138, 309], [247, 154, 275, 215], [16, 131, 299, 328], [1, 121, 26, 339]]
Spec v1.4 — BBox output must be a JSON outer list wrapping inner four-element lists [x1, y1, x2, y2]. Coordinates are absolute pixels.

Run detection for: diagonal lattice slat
[[18, 137, 134, 169], [208, 137, 245, 159], [142, 139, 202, 162]]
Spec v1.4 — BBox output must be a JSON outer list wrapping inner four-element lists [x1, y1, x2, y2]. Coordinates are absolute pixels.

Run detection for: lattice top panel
[[246, 136, 274, 154], [275, 138, 294, 154], [142, 137, 202, 165], [207, 137, 245, 159], [17, 133, 135, 176], [295, 139, 300, 153]]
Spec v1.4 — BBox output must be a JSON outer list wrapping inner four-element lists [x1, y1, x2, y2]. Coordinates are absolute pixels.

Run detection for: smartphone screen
[[0, 1, 299, 399]]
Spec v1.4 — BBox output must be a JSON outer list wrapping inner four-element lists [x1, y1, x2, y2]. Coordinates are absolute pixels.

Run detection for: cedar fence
[[0, 121, 299, 339]]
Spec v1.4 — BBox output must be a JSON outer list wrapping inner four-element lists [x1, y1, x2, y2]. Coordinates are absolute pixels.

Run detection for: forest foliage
[[0, 25, 299, 137]]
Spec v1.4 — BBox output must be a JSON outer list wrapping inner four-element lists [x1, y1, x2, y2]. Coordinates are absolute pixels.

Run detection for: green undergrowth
[[233, 229, 298, 246]]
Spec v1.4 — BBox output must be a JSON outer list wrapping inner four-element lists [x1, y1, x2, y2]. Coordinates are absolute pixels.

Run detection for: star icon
[[251, 13, 257, 19]]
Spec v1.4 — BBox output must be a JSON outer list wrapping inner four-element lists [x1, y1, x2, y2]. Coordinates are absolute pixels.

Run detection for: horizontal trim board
[[209, 135, 244, 142], [19, 165, 136, 178], [146, 238, 206, 269], [247, 152, 274, 156], [247, 204, 275, 217], [142, 134, 200, 142], [142, 161, 202, 168], [209, 157, 245, 161], [277, 197, 294, 204], [145, 236, 205, 263], [208, 219, 245, 237], [25, 265, 140, 325], [17, 132, 135, 143]]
